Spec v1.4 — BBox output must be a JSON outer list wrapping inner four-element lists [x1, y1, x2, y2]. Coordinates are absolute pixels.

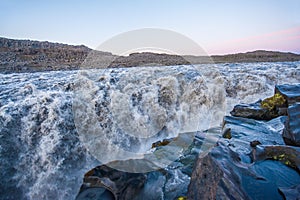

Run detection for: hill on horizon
[[1, 37, 300, 73]]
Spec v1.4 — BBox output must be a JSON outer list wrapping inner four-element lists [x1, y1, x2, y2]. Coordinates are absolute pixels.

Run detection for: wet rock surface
[[278, 184, 300, 200], [283, 103, 300, 146], [230, 100, 280, 120], [188, 116, 300, 200], [188, 84, 300, 200], [230, 84, 300, 121], [275, 84, 300, 105], [251, 145, 300, 172]]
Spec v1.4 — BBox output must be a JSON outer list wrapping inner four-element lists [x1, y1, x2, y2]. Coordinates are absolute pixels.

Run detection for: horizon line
[[1, 35, 299, 57]]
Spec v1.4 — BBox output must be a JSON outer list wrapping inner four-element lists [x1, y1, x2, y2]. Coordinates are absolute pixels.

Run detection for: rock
[[187, 153, 223, 200], [278, 184, 300, 200], [188, 142, 250, 200], [283, 103, 300, 146], [222, 128, 232, 139], [188, 115, 300, 199], [78, 164, 192, 200], [0, 37, 115, 73], [77, 165, 147, 199], [76, 187, 115, 200], [230, 84, 300, 121], [230, 100, 279, 120], [250, 140, 261, 148], [222, 116, 285, 147], [188, 85, 300, 199], [251, 145, 300, 172], [275, 84, 300, 105], [151, 138, 173, 148], [261, 93, 287, 115]]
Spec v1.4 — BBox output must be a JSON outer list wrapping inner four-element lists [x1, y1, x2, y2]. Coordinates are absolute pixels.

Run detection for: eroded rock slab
[[283, 103, 300, 146], [188, 115, 300, 200], [230, 101, 280, 120], [275, 84, 300, 105]]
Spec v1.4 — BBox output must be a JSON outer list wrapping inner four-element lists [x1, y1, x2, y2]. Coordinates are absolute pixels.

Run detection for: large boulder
[[188, 142, 250, 200], [278, 184, 300, 200], [221, 116, 286, 146], [188, 116, 300, 199], [283, 103, 300, 146], [230, 92, 287, 120], [77, 165, 146, 200], [275, 84, 300, 105], [251, 145, 300, 172], [230, 84, 300, 121], [230, 100, 280, 120], [188, 141, 300, 200]]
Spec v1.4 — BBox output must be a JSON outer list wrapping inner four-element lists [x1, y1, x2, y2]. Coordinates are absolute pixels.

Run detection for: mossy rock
[[253, 145, 300, 172], [261, 93, 286, 111]]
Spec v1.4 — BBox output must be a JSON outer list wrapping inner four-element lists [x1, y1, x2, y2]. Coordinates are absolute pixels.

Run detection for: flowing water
[[0, 61, 299, 199]]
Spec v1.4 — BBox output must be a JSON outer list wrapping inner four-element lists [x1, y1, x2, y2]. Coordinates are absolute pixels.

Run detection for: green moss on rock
[[261, 93, 286, 111]]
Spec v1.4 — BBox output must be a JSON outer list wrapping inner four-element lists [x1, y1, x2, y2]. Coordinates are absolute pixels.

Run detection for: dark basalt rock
[[230, 100, 280, 120], [250, 140, 261, 147], [278, 184, 300, 200], [151, 138, 173, 148], [189, 84, 300, 199], [283, 103, 300, 146], [275, 84, 300, 105], [222, 128, 232, 139], [222, 116, 285, 147], [261, 93, 287, 115], [188, 115, 300, 200], [251, 145, 300, 172], [230, 85, 300, 121], [188, 142, 250, 200], [77, 165, 146, 200]]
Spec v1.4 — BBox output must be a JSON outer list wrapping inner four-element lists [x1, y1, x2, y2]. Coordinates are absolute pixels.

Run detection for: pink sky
[[206, 26, 300, 55]]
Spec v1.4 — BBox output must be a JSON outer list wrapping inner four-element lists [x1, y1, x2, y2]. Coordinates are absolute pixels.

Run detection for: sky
[[1, 0, 300, 55]]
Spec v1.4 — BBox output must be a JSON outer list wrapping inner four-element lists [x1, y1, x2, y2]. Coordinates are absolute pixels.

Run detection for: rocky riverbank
[[188, 83, 300, 199], [1, 37, 300, 73], [77, 84, 300, 199]]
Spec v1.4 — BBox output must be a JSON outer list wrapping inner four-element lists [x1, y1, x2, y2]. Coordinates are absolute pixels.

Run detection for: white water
[[0, 61, 299, 199]]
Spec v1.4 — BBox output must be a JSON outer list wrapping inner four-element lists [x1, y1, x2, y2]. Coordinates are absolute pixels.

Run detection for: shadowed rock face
[[251, 145, 300, 172], [275, 84, 300, 105], [188, 142, 250, 200], [230, 100, 280, 120], [77, 165, 146, 200], [278, 184, 300, 200], [188, 115, 300, 200], [283, 103, 300, 146], [273, 84, 300, 146]]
